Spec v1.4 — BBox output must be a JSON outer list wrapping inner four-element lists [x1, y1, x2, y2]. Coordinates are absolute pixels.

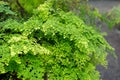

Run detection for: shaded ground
[[89, 1, 120, 80]]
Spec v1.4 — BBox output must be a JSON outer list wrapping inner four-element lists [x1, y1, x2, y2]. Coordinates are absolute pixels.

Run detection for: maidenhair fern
[[0, 0, 114, 80]]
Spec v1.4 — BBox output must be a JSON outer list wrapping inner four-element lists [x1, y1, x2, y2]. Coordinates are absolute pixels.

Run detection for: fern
[[0, 0, 114, 80], [0, 1, 15, 21]]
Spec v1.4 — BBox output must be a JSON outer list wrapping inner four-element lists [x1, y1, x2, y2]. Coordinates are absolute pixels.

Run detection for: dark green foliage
[[3, 0, 46, 17], [0, 0, 114, 80], [0, 1, 15, 21]]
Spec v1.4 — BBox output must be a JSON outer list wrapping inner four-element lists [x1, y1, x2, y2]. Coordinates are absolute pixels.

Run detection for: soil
[[89, 1, 120, 80]]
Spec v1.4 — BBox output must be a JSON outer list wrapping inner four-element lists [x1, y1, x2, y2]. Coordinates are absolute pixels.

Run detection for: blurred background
[[89, 0, 120, 80]]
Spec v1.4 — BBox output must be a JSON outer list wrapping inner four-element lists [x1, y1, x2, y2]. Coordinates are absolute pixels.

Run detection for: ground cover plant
[[0, 0, 114, 80]]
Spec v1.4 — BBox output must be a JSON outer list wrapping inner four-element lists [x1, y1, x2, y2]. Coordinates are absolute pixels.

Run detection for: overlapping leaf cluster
[[0, 1, 15, 21], [0, 0, 114, 80]]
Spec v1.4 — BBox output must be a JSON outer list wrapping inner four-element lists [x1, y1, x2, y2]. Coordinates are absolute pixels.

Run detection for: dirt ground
[[89, 1, 120, 80]]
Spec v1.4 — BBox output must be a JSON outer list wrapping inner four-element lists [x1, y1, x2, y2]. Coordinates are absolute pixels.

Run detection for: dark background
[[89, 1, 120, 80]]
